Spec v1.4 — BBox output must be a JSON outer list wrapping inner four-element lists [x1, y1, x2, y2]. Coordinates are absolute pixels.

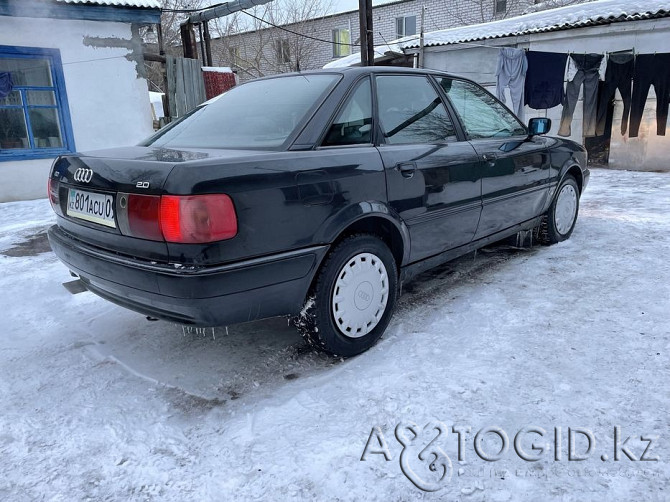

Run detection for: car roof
[[251, 66, 463, 81]]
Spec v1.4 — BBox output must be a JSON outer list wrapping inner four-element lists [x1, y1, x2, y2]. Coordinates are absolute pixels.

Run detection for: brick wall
[[210, 0, 585, 81]]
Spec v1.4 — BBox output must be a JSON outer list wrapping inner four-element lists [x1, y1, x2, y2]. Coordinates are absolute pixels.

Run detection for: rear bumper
[[48, 225, 327, 326]]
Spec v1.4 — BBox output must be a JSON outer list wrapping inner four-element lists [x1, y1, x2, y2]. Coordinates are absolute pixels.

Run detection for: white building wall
[[419, 18, 670, 171], [0, 16, 155, 202]]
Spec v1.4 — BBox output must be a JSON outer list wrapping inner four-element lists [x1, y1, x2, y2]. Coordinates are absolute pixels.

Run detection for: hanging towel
[[524, 51, 568, 110], [496, 48, 528, 121]]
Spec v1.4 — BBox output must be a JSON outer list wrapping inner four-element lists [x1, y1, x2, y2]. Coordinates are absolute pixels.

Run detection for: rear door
[[437, 77, 552, 239], [375, 74, 484, 263]]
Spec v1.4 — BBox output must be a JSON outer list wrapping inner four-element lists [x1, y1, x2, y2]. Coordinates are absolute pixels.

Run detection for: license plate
[[67, 188, 115, 228]]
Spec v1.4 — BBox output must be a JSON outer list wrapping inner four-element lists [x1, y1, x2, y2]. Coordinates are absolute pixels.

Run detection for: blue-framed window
[[0, 46, 75, 161]]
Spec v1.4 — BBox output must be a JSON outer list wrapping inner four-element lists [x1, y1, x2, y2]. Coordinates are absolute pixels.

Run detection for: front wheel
[[296, 234, 398, 357], [541, 175, 580, 244]]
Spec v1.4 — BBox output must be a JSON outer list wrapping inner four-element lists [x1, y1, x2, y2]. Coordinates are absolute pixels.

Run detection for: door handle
[[396, 162, 416, 178]]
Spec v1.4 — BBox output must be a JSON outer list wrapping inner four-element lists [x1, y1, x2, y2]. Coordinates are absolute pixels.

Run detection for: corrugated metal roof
[[402, 0, 670, 49], [56, 0, 161, 8]]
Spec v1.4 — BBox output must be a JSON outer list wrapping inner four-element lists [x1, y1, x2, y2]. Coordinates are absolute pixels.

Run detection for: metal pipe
[[187, 0, 274, 24]]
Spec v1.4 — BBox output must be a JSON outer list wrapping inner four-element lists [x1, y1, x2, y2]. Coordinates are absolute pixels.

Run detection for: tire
[[295, 234, 398, 357], [541, 175, 580, 244]]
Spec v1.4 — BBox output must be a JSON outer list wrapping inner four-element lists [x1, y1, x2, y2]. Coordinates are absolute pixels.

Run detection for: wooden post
[[180, 23, 198, 59], [358, 0, 368, 66], [365, 0, 373, 66], [203, 21, 213, 67]]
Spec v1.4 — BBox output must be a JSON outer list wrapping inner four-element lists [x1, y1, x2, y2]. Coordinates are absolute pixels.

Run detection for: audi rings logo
[[73, 168, 93, 183]]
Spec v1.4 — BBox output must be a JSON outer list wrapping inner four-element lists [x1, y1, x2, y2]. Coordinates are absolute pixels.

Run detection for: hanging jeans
[[496, 48, 527, 121], [629, 53, 670, 137], [595, 53, 634, 136], [559, 54, 603, 137]]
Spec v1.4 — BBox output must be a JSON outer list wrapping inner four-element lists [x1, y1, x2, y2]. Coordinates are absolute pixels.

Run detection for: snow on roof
[[56, 0, 161, 8], [323, 44, 403, 69], [201, 66, 234, 73], [404, 0, 670, 49]]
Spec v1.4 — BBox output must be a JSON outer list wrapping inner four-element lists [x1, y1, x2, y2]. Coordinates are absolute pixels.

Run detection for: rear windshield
[[142, 74, 340, 150]]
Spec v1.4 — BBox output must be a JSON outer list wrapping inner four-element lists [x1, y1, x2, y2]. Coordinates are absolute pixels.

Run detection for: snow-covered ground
[[1, 168, 668, 501]]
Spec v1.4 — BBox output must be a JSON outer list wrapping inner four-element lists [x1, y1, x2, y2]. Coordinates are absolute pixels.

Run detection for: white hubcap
[[554, 184, 577, 235], [331, 252, 389, 338]]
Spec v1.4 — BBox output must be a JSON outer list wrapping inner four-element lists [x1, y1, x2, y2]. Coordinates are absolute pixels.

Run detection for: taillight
[[118, 193, 237, 243], [160, 194, 237, 243], [127, 194, 162, 241], [48, 176, 60, 213]]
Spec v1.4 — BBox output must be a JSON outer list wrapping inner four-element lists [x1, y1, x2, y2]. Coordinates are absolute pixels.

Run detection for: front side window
[[332, 28, 351, 58], [0, 46, 74, 160], [323, 77, 372, 146], [143, 74, 340, 150], [438, 78, 526, 139], [396, 16, 417, 39], [376, 75, 458, 145]]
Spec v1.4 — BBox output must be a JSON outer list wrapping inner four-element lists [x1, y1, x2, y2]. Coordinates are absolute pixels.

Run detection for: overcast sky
[[327, 0, 395, 15]]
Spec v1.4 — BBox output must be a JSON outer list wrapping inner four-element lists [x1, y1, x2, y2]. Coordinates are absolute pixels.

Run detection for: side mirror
[[528, 117, 551, 137]]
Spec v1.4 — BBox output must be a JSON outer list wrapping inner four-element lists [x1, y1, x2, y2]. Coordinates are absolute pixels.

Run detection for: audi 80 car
[[48, 67, 589, 357]]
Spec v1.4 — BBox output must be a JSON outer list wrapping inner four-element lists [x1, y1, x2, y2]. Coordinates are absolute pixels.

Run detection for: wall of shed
[[0, 15, 155, 202], [419, 18, 670, 171]]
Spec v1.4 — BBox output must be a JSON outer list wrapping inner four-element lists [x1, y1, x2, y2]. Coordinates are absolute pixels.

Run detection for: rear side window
[[376, 75, 457, 145], [438, 78, 526, 139], [142, 74, 339, 150], [322, 77, 372, 146]]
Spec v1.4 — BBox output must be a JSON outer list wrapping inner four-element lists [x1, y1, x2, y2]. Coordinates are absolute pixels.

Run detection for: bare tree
[[211, 0, 334, 80]]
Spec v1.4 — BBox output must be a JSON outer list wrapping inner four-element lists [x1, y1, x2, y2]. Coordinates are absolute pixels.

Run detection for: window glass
[[144, 74, 339, 150], [396, 16, 417, 38], [0, 90, 22, 106], [275, 39, 290, 63], [0, 57, 52, 86], [376, 75, 457, 145], [29, 108, 63, 148], [0, 49, 72, 156], [27, 90, 56, 106], [0, 109, 29, 148], [323, 78, 372, 146], [332, 29, 351, 58], [439, 78, 526, 139]]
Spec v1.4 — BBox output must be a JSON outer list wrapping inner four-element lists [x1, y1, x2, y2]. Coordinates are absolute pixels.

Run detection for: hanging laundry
[[524, 51, 568, 110], [0, 72, 13, 99], [496, 48, 527, 121], [629, 53, 670, 137], [558, 54, 604, 137], [595, 52, 634, 136], [566, 55, 607, 81]]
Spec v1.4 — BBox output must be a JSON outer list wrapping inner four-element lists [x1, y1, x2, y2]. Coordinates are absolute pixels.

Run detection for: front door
[[437, 77, 552, 240], [375, 74, 485, 263]]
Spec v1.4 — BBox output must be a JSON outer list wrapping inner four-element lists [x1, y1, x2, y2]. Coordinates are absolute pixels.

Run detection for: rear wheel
[[296, 234, 398, 357], [541, 175, 580, 244]]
